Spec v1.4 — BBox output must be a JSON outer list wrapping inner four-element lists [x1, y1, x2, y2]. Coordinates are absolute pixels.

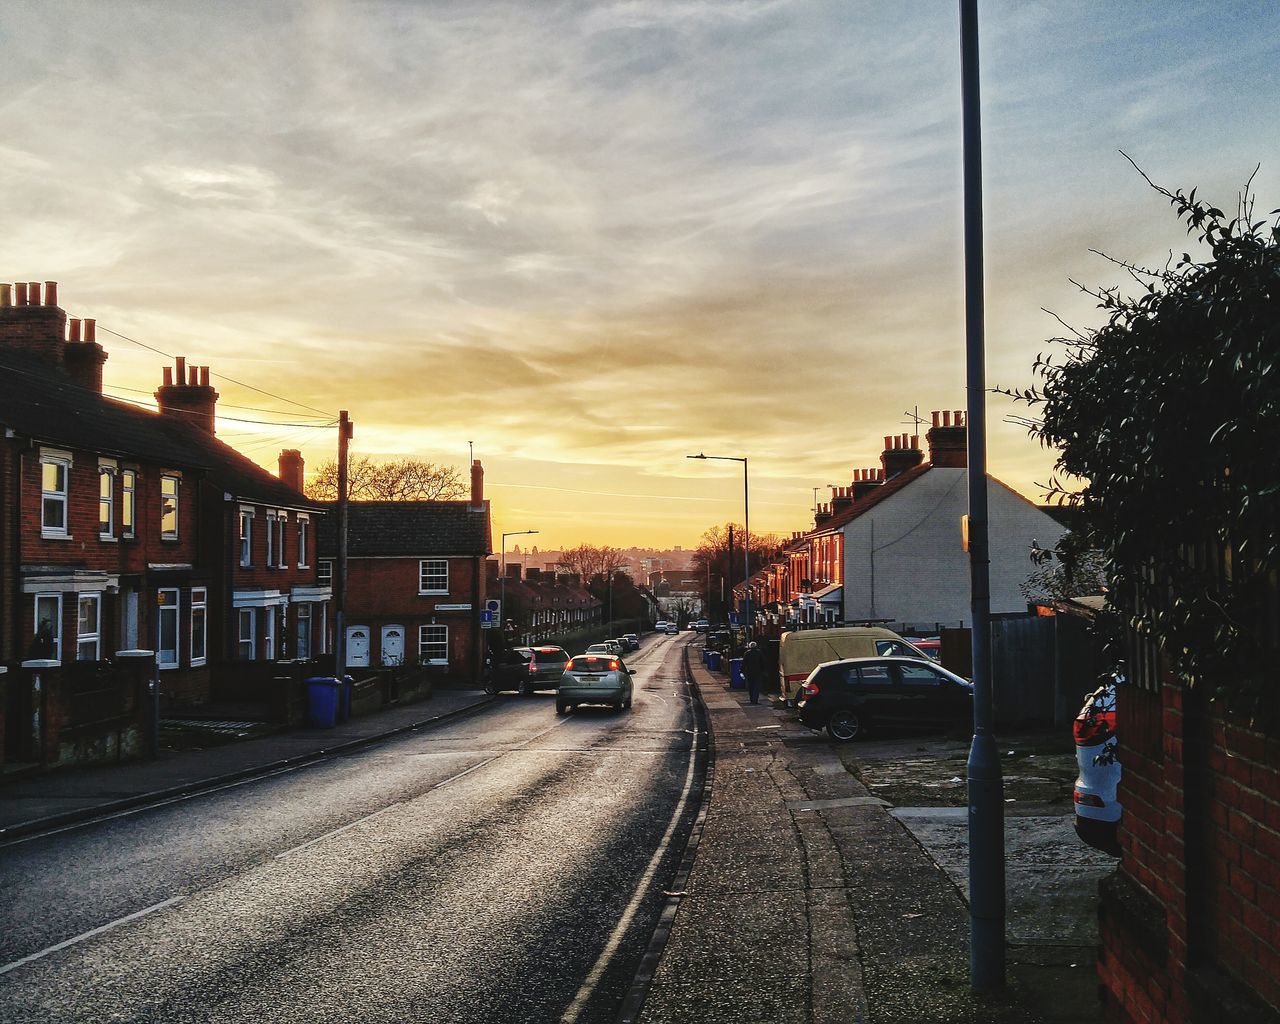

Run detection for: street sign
[[729, 612, 739, 625], [480, 610, 495, 629]]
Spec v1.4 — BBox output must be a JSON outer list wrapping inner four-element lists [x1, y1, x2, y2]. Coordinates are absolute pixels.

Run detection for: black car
[[487, 646, 570, 696], [797, 657, 973, 741]]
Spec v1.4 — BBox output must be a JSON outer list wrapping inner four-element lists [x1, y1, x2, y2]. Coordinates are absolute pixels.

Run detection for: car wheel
[[826, 709, 864, 742], [556, 700, 568, 715], [623, 693, 632, 710]]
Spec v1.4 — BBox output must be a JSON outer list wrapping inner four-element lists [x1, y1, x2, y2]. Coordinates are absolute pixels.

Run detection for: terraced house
[[0, 281, 328, 767]]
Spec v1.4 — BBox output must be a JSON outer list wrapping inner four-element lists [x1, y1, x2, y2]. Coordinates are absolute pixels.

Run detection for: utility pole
[[334, 410, 353, 679], [960, 0, 1004, 993]]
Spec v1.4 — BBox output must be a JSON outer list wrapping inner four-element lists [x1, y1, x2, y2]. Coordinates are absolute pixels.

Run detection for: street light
[[687, 453, 750, 639], [501, 529, 538, 642]]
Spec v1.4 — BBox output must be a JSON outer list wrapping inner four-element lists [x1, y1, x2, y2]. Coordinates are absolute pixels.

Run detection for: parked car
[[693, 619, 710, 632], [664, 622, 680, 634], [905, 637, 942, 663], [619, 633, 640, 651], [779, 626, 932, 703], [796, 656, 973, 741], [488, 645, 570, 696], [1073, 676, 1121, 856], [654, 620, 671, 633], [558, 653, 634, 714], [587, 640, 624, 657]]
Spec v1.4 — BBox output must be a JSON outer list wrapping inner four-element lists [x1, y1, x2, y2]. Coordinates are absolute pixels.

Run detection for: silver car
[[558, 653, 634, 714], [586, 640, 624, 657]]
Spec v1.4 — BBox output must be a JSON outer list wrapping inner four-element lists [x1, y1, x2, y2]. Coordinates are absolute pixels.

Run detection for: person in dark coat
[[742, 641, 765, 705]]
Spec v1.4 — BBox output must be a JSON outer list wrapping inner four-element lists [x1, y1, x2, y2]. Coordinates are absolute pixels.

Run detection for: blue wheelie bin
[[707, 650, 722, 672], [305, 676, 340, 728], [730, 658, 745, 689]]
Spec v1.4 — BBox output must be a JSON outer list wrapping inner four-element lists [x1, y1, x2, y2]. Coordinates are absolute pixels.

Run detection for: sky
[[3, 1, 1278, 550]]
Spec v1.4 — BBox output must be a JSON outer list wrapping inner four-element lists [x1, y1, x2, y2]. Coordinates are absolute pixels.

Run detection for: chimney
[[830, 485, 854, 516], [470, 459, 485, 509], [155, 357, 219, 434], [814, 502, 833, 527], [278, 449, 305, 493], [63, 308, 108, 394], [852, 467, 884, 500], [0, 278, 69, 366], [927, 409, 968, 468], [880, 431, 923, 479]]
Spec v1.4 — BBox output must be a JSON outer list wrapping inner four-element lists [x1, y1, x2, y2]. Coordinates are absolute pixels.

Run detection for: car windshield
[[571, 656, 614, 672]]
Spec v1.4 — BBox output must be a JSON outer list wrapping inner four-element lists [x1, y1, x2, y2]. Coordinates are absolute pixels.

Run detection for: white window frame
[[296, 603, 312, 660], [317, 559, 333, 587], [264, 606, 277, 660], [265, 511, 276, 567], [296, 515, 310, 568], [238, 608, 256, 660], [275, 512, 288, 569], [34, 592, 63, 662], [239, 509, 254, 567], [77, 593, 102, 661], [419, 559, 449, 595], [160, 475, 180, 540], [190, 587, 207, 666], [40, 452, 71, 538], [157, 588, 180, 669], [418, 624, 448, 666], [121, 469, 137, 538], [98, 464, 116, 540]]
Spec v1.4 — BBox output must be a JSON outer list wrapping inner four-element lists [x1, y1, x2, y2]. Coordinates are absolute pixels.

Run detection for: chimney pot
[[163, 366, 173, 387], [932, 411, 940, 427], [44, 281, 57, 306], [278, 449, 305, 492], [0, 283, 10, 308], [68, 318, 81, 342], [200, 365, 210, 386], [471, 459, 485, 507], [84, 319, 96, 342], [28, 282, 40, 305], [15, 282, 28, 306], [175, 356, 186, 386], [943, 411, 952, 427], [956, 410, 964, 426], [883, 435, 892, 450], [911, 434, 919, 449]]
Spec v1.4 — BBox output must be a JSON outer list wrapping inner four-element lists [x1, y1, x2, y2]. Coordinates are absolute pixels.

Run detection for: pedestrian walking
[[742, 641, 765, 705]]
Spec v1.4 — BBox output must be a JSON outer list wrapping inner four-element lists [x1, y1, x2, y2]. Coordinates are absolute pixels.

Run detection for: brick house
[[489, 563, 602, 646], [0, 280, 327, 765], [317, 462, 492, 684]]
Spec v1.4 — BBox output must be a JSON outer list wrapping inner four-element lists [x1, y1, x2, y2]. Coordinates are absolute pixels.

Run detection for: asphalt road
[[0, 634, 702, 1023]]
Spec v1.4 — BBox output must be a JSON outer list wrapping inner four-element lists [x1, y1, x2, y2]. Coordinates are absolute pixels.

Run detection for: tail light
[[800, 681, 819, 700], [1074, 791, 1104, 808], [528, 655, 537, 674], [565, 659, 575, 671], [609, 659, 619, 671]]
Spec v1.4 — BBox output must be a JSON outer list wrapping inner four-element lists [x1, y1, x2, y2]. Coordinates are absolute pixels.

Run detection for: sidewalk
[[0, 685, 494, 840], [637, 649, 1103, 1024]]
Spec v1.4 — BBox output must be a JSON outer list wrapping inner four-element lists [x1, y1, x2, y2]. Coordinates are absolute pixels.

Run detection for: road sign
[[480, 610, 495, 629]]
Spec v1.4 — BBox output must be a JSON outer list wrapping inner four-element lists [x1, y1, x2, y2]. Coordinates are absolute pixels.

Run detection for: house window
[[121, 469, 137, 538], [296, 604, 312, 660], [238, 609, 255, 660], [239, 510, 254, 567], [77, 593, 101, 661], [34, 593, 62, 662], [419, 559, 448, 595], [157, 589, 179, 668], [264, 606, 277, 660], [98, 467, 115, 538], [265, 512, 276, 566], [160, 475, 180, 539], [318, 559, 333, 587], [41, 455, 70, 537], [297, 516, 309, 568], [418, 624, 448, 665], [275, 513, 287, 568], [191, 588, 207, 666]]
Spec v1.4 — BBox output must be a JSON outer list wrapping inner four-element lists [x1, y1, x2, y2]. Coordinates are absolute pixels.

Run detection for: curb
[[0, 694, 498, 844], [616, 643, 716, 1024]]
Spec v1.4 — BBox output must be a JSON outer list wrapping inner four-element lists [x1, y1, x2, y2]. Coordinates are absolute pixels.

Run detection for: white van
[[778, 626, 929, 701]]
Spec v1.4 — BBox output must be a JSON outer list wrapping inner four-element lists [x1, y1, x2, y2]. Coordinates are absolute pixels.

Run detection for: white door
[[381, 625, 405, 666], [346, 625, 370, 667]]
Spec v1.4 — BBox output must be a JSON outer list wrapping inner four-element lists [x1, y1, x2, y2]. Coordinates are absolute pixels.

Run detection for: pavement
[[1, 646, 1113, 1022]]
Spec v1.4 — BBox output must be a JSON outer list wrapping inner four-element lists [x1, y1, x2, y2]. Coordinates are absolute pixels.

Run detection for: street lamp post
[[687, 453, 749, 640], [501, 529, 538, 643]]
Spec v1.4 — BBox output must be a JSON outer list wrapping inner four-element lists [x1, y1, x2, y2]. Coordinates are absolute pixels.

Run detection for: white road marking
[[0, 895, 187, 977], [560, 721, 699, 1024]]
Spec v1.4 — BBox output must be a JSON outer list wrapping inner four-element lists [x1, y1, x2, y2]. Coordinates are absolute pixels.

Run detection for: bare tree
[[556, 544, 629, 581], [305, 456, 466, 501]]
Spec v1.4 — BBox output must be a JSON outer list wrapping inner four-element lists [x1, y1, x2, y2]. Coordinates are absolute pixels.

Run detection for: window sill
[[41, 531, 72, 541], [158, 661, 180, 672], [419, 591, 449, 597], [191, 658, 207, 668], [99, 535, 117, 543]]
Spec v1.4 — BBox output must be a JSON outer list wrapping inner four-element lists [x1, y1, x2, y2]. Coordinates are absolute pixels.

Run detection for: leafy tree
[[1006, 162, 1279, 708], [305, 456, 465, 501], [690, 523, 788, 619], [1020, 530, 1108, 604]]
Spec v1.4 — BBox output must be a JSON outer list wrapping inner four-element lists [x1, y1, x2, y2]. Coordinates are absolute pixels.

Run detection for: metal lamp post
[[687, 453, 750, 640], [501, 529, 538, 642]]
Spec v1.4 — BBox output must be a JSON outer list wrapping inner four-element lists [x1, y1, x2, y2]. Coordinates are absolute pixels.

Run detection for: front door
[[346, 626, 371, 667], [381, 625, 405, 666]]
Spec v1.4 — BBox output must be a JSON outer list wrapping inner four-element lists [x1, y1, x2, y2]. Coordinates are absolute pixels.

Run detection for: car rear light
[[800, 681, 819, 700], [1074, 791, 1104, 807], [565, 659, 575, 671], [609, 659, 619, 671], [528, 655, 537, 673], [1073, 709, 1115, 745]]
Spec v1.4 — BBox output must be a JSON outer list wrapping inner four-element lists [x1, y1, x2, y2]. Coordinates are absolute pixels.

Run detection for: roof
[[809, 463, 932, 538], [0, 348, 210, 469], [0, 348, 321, 510], [317, 501, 492, 557]]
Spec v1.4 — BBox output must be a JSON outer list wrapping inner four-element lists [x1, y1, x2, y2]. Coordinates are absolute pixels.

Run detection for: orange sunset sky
[[4, 2, 1277, 549]]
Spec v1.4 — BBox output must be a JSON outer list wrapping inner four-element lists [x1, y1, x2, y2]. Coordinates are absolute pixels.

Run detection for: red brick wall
[[1100, 681, 1280, 1022]]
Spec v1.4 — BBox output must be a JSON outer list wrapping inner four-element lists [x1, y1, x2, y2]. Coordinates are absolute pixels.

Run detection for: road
[[0, 634, 702, 1023]]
